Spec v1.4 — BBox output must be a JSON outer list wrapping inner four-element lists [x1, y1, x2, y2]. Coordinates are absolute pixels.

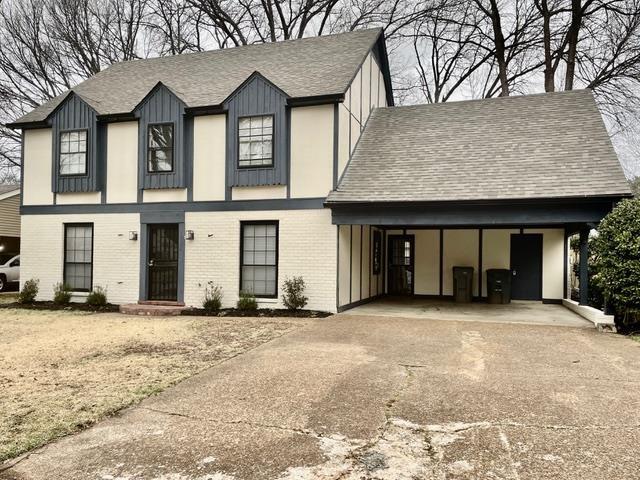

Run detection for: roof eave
[[287, 93, 345, 107], [324, 193, 632, 208], [4, 120, 49, 130]]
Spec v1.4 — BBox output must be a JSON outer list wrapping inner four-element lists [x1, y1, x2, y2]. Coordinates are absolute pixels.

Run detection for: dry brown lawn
[[0, 308, 305, 462]]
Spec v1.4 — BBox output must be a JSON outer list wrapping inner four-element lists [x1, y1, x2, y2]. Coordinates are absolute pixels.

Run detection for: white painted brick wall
[[21, 214, 140, 304], [184, 209, 337, 312], [21, 209, 338, 312]]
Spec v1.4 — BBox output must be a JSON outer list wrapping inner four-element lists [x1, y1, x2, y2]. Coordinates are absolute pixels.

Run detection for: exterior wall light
[[185, 230, 195, 240], [129, 231, 138, 241]]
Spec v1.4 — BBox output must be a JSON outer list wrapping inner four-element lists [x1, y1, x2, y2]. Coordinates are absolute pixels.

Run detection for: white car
[[0, 255, 19, 292]]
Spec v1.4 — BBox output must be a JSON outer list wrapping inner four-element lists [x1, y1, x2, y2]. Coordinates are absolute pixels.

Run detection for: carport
[[340, 296, 593, 328], [325, 93, 631, 325]]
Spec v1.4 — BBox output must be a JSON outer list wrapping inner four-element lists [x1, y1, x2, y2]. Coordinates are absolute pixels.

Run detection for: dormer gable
[[49, 91, 102, 194], [134, 82, 190, 190], [223, 72, 289, 192]]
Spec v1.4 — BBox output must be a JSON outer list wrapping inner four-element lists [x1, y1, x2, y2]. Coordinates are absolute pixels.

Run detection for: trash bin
[[453, 266, 474, 303], [486, 269, 511, 304]]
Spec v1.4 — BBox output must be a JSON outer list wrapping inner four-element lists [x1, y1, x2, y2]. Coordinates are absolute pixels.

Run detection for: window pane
[[149, 124, 172, 148], [238, 116, 273, 166], [241, 223, 277, 296], [60, 153, 87, 175], [148, 125, 174, 172], [148, 149, 173, 172], [64, 225, 92, 291]]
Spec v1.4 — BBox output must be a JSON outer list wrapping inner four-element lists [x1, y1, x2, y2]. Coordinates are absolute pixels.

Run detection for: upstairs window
[[238, 115, 273, 167], [148, 123, 174, 172], [59, 130, 87, 175]]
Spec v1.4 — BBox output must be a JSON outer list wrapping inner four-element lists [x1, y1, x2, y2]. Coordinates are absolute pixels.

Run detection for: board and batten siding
[[0, 193, 20, 237], [135, 83, 189, 190], [337, 51, 387, 183], [224, 74, 288, 191], [50, 94, 101, 193], [338, 224, 384, 309]]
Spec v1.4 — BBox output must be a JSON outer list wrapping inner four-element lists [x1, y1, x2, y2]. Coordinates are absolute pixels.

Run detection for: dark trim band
[[21, 197, 326, 215]]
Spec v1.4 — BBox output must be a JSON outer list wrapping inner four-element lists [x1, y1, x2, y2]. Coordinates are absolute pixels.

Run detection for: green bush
[[203, 282, 223, 313], [86, 286, 108, 306], [17, 278, 39, 304], [236, 291, 258, 311], [593, 197, 640, 324], [282, 276, 308, 310], [53, 282, 72, 305]]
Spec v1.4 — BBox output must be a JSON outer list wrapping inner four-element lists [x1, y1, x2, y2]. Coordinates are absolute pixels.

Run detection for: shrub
[[593, 197, 640, 324], [236, 291, 258, 311], [53, 282, 72, 305], [17, 278, 39, 304], [282, 276, 308, 310], [203, 282, 223, 313], [86, 286, 108, 306]]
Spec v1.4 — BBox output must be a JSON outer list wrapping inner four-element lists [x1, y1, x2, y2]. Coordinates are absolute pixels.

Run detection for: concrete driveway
[[3, 314, 639, 480], [342, 298, 593, 328]]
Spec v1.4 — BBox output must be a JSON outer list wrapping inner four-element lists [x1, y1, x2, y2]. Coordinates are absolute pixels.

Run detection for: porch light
[[185, 230, 195, 240], [129, 231, 138, 241]]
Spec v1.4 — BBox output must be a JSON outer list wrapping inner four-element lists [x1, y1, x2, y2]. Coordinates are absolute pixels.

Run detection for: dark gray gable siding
[[135, 84, 189, 190], [51, 94, 101, 193], [223, 74, 288, 189]]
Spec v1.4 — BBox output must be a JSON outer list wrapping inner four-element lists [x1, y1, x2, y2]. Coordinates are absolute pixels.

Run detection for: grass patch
[[0, 309, 304, 462], [631, 335, 640, 343]]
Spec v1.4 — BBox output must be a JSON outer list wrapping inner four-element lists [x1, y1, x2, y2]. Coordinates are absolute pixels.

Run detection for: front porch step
[[120, 303, 186, 316], [138, 300, 186, 307]]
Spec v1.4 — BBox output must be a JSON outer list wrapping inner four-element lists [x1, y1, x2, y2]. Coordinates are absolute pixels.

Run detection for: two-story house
[[9, 28, 631, 315]]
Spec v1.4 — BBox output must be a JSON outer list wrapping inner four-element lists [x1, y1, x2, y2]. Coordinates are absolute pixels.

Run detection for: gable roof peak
[[9, 28, 388, 127]]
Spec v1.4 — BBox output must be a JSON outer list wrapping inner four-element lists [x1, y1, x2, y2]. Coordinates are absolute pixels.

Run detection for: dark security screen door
[[148, 224, 179, 301], [388, 235, 414, 295], [510, 233, 543, 300]]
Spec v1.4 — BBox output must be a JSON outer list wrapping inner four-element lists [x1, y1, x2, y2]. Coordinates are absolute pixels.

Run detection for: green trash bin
[[486, 269, 511, 304], [453, 266, 474, 303]]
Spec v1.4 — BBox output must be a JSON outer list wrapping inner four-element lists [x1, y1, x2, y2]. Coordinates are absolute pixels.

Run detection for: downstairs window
[[240, 221, 278, 298], [64, 223, 93, 291]]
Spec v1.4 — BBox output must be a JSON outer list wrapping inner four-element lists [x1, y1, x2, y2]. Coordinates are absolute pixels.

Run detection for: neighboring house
[[0, 184, 20, 264], [8, 28, 631, 313]]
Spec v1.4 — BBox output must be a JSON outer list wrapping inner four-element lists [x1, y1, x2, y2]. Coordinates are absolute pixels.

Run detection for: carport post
[[579, 228, 589, 306]]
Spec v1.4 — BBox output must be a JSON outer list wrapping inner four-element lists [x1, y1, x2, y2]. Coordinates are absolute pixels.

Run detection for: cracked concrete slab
[[2, 314, 639, 479]]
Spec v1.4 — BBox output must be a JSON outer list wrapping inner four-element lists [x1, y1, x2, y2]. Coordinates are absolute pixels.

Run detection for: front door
[[388, 235, 414, 295], [510, 233, 543, 300], [147, 224, 179, 301]]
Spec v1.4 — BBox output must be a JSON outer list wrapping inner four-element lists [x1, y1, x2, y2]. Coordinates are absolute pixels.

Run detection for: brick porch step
[[138, 300, 186, 306], [119, 303, 186, 316]]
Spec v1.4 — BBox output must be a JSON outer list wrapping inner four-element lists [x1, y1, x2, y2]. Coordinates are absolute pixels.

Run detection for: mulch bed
[[0, 301, 120, 313], [182, 308, 332, 318], [0, 302, 331, 318]]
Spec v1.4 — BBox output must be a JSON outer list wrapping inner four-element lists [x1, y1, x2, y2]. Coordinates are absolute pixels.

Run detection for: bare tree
[[1, 0, 640, 181]]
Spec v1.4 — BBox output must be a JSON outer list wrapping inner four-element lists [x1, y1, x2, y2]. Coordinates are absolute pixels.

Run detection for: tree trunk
[[565, 0, 582, 90], [539, 0, 555, 92], [489, 0, 510, 96]]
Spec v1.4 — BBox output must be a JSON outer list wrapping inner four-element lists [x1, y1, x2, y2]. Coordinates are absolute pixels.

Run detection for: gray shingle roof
[[327, 90, 631, 203], [14, 28, 382, 125], [0, 184, 20, 196]]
